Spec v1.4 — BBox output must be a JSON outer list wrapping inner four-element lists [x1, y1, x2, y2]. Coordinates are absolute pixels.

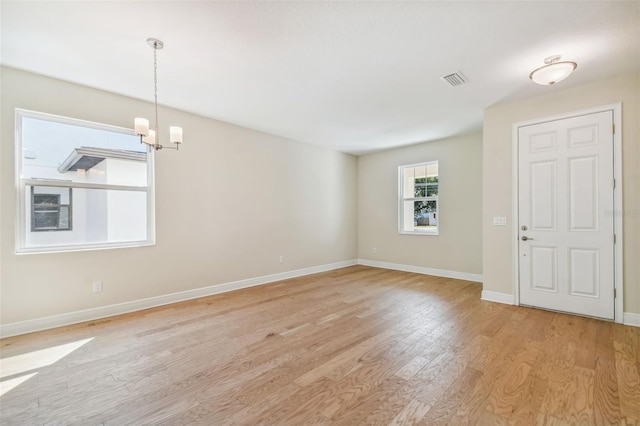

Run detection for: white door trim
[[511, 103, 623, 323]]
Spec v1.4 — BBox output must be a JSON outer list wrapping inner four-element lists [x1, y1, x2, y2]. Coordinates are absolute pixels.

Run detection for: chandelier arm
[[155, 145, 179, 151]]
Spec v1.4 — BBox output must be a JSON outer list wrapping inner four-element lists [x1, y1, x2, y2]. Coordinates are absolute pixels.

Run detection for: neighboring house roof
[[57, 147, 147, 173]]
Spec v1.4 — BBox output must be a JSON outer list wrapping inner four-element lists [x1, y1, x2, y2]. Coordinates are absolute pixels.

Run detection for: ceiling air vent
[[440, 71, 468, 87]]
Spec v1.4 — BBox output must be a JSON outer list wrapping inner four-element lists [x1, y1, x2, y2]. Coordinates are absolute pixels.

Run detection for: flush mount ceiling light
[[134, 38, 183, 151], [529, 55, 577, 86]]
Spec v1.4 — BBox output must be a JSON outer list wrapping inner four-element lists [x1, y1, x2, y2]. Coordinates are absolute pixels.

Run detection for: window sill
[[399, 230, 439, 236], [15, 240, 155, 255]]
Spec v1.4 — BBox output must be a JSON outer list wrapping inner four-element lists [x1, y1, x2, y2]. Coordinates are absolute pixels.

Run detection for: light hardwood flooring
[[1, 266, 639, 425]]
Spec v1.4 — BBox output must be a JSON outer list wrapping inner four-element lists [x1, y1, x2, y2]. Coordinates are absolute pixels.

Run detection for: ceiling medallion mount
[[543, 55, 561, 65], [147, 38, 164, 50], [529, 54, 577, 86]]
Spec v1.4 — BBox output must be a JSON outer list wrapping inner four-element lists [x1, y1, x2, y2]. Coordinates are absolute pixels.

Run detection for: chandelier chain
[[153, 44, 159, 144]]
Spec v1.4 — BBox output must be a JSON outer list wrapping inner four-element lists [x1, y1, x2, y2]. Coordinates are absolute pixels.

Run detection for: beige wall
[[483, 72, 640, 314], [3, 66, 636, 327], [357, 132, 483, 275], [0, 67, 357, 324]]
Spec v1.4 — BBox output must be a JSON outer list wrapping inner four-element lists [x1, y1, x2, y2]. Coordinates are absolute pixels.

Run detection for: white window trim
[[398, 160, 439, 236], [14, 109, 156, 254]]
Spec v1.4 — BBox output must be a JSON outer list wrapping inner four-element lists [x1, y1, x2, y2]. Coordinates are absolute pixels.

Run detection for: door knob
[[521, 236, 534, 241]]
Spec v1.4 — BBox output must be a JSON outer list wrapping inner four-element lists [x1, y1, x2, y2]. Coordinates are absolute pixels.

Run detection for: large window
[[16, 109, 154, 253], [399, 161, 439, 235]]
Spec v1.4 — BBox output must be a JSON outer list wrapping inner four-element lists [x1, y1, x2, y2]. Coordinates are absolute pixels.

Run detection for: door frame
[[511, 103, 623, 323]]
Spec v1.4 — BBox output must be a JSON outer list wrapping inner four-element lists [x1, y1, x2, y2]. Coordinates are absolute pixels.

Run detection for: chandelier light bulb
[[134, 118, 149, 137], [144, 129, 156, 146]]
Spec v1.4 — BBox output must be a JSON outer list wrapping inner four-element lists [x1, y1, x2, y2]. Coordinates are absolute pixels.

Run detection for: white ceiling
[[1, 1, 638, 155]]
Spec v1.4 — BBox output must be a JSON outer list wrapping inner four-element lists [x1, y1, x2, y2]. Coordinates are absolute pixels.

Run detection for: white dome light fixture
[[529, 55, 577, 86]]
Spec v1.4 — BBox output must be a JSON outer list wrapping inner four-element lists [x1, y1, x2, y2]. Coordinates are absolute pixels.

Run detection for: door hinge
[[613, 179, 616, 189], [613, 124, 615, 135], [614, 288, 617, 298], [614, 234, 617, 244]]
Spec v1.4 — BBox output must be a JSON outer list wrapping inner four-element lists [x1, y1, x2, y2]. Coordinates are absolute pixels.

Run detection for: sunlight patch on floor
[[0, 337, 93, 396], [0, 372, 38, 397]]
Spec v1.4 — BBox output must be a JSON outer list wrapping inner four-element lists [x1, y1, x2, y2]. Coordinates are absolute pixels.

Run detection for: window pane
[[59, 205, 70, 229], [403, 200, 415, 232], [403, 167, 415, 197], [414, 177, 426, 197], [34, 194, 59, 204], [403, 200, 439, 232], [414, 165, 426, 179], [34, 210, 60, 229], [21, 116, 147, 186], [25, 186, 147, 248], [414, 200, 438, 231], [426, 163, 438, 178], [414, 200, 437, 215]]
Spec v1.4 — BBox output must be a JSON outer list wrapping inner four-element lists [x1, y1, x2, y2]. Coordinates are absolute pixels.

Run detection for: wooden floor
[[1, 266, 639, 425]]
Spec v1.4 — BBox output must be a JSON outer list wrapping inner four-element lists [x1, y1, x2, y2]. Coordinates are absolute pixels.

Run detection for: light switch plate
[[493, 217, 507, 226]]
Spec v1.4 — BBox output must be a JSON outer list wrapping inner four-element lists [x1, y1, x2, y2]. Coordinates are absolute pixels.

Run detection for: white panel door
[[518, 111, 615, 319]]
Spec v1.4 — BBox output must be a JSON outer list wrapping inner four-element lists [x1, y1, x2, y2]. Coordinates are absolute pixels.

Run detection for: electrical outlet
[[279, 255, 284, 264], [92, 281, 103, 293], [372, 247, 377, 254]]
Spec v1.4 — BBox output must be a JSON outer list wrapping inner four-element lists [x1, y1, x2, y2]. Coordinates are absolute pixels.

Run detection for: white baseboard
[[357, 259, 483, 283], [481, 290, 515, 305], [0, 259, 358, 338], [624, 312, 640, 328]]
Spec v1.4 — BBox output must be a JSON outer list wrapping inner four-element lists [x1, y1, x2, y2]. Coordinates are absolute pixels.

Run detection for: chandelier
[[134, 38, 183, 151]]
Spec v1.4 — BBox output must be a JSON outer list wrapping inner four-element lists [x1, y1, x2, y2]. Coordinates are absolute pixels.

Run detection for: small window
[[16, 109, 154, 253], [399, 161, 439, 235], [31, 187, 72, 231]]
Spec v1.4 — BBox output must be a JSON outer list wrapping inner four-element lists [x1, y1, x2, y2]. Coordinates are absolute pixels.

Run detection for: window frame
[[398, 160, 439, 236], [15, 108, 156, 254]]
